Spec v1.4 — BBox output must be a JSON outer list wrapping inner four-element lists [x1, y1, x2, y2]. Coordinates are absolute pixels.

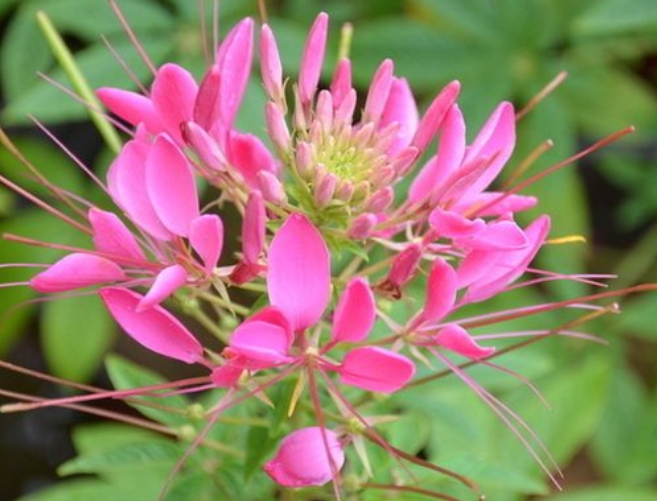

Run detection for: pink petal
[[228, 132, 279, 189], [216, 18, 254, 129], [363, 59, 394, 124], [248, 306, 294, 342], [457, 248, 502, 289], [464, 216, 551, 302], [339, 347, 415, 393], [151, 64, 198, 144], [229, 320, 293, 367], [138, 264, 188, 311], [108, 139, 171, 241], [299, 12, 329, 105], [193, 64, 221, 131], [412, 80, 460, 153], [460, 102, 515, 200], [146, 135, 200, 237], [99, 287, 203, 363], [459, 220, 528, 251], [452, 192, 538, 217], [421, 258, 458, 324], [210, 365, 243, 388], [379, 77, 419, 155], [264, 427, 344, 487], [332, 277, 376, 344], [268, 214, 330, 332], [31, 253, 126, 293], [260, 24, 284, 101], [242, 191, 266, 265], [428, 208, 485, 239], [408, 104, 465, 203], [88, 208, 146, 263], [96, 87, 161, 133], [330, 58, 352, 110], [434, 323, 495, 358], [189, 214, 224, 274]]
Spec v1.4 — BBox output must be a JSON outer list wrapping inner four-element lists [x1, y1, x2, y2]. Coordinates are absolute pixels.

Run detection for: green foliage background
[[1, 0, 656, 500]]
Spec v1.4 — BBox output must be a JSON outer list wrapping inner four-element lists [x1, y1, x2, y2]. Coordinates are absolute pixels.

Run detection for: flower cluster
[[0, 10, 628, 500]]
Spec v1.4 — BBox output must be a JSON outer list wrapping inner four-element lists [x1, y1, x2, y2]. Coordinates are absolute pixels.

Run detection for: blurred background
[[1, 0, 656, 500]]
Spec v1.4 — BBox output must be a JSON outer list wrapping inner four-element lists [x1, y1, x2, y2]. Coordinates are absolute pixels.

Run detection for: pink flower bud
[[182, 121, 226, 171], [330, 58, 352, 110], [260, 24, 284, 102], [265, 102, 291, 153], [258, 170, 287, 205], [363, 59, 394, 125], [347, 213, 377, 240], [315, 90, 334, 131], [334, 88, 357, 128], [264, 427, 345, 487], [315, 172, 338, 208], [412, 80, 460, 154], [299, 13, 329, 106], [335, 180, 354, 202], [294, 141, 314, 179], [391, 146, 419, 177], [388, 243, 422, 288], [242, 191, 266, 265], [365, 187, 394, 213]]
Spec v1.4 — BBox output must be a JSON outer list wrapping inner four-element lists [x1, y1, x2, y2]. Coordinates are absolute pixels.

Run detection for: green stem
[[36, 11, 122, 154]]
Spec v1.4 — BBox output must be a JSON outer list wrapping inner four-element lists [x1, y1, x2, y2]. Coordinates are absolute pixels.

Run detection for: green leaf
[[244, 425, 279, 480], [59, 440, 180, 476], [545, 486, 657, 501], [41, 294, 115, 382], [1, 0, 172, 100], [561, 66, 657, 139], [590, 365, 657, 484], [0, 209, 77, 355], [351, 18, 472, 92], [72, 422, 167, 456], [504, 353, 611, 467], [2, 35, 172, 124], [42, 0, 173, 40], [16, 473, 165, 501], [105, 354, 191, 426], [574, 0, 657, 36], [0, 137, 86, 199]]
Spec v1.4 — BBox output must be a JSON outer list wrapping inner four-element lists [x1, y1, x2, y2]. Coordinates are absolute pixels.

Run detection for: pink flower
[[264, 427, 345, 487], [219, 214, 416, 394]]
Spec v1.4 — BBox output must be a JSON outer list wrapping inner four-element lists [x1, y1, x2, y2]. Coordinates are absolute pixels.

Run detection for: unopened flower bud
[[388, 243, 423, 288], [242, 191, 266, 265], [260, 24, 284, 103], [315, 172, 338, 208], [258, 170, 287, 205], [264, 427, 345, 487], [315, 90, 334, 131], [366, 187, 394, 213], [295, 141, 314, 179], [182, 121, 226, 171], [348, 213, 377, 240], [335, 180, 354, 202], [266, 102, 291, 153], [392, 146, 419, 177]]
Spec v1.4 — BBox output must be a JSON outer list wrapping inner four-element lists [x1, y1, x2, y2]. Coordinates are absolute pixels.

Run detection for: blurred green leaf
[[41, 294, 115, 382], [0, 209, 76, 354], [105, 354, 191, 426], [574, 0, 657, 36], [72, 422, 167, 456], [545, 486, 657, 501], [591, 365, 657, 484], [561, 66, 657, 138], [2, 35, 172, 124], [59, 440, 179, 476], [0, 137, 86, 199], [1, 0, 172, 102]]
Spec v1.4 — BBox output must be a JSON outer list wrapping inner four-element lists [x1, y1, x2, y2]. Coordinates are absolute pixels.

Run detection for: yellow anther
[[547, 235, 587, 245]]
